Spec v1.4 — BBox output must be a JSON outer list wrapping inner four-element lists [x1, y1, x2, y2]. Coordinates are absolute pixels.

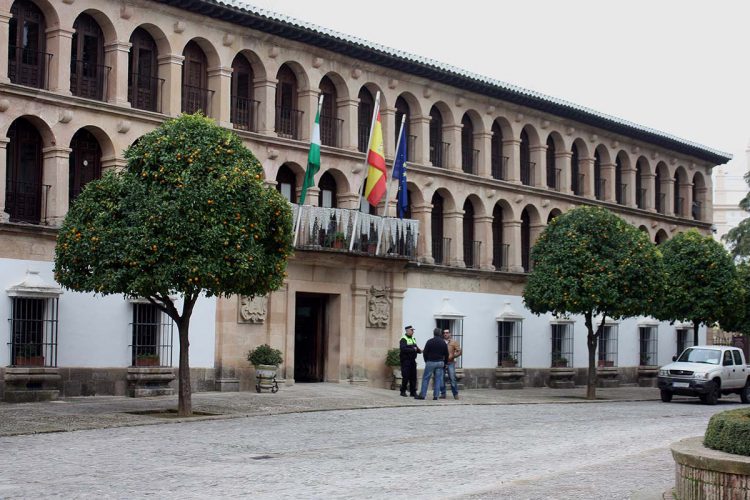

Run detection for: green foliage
[[719, 262, 750, 335], [54, 113, 293, 301], [704, 408, 750, 456], [247, 343, 284, 366], [523, 206, 664, 321], [658, 230, 739, 329], [723, 218, 750, 261], [385, 347, 401, 367]]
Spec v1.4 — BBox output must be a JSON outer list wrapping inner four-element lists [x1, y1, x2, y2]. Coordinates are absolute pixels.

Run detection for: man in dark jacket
[[399, 326, 421, 397], [415, 328, 450, 400]]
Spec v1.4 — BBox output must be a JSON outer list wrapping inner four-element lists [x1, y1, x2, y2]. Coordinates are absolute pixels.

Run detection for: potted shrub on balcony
[[501, 354, 518, 368], [551, 355, 568, 368], [385, 347, 402, 390], [248, 343, 283, 392], [135, 353, 160, 367]]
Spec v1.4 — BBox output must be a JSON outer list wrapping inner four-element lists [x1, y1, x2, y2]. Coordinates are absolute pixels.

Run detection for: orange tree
[[523, 206, 664, 399], [54, 114, 293, 415]]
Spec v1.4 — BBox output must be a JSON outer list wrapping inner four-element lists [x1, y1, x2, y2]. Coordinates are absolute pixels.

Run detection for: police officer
[[399, 325, 422, 397]]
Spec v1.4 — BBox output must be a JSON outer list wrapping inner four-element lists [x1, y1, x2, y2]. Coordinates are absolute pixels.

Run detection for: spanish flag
[[364, 111, 386, 206]]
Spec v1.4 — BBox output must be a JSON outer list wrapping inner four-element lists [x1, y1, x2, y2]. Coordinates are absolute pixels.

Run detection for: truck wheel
[[660, 390, 673, 403], [741, 381, 750, 404], [703, 381, 720, 405]]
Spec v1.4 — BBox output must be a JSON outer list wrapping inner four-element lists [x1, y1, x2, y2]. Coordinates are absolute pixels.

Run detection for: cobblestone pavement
[[0, 385, 740, 499]]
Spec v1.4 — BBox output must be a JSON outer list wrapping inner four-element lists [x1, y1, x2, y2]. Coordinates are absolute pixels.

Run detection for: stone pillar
[[381, 107, 395, 158], [600, 162, 616, 202], [556, 151, 573, 195], [0, 138, 9, 221], [477, 132, 492, 178], [662, 177, 675, 216], [101, 155, 128, 173], [338, 193, 359, 210], [476, 215, 494, 270], [0, 10, 11, 83], [680, 181, 693, 218], [530, 144, 546, 187], [503, 139, 521, 183], [694, 186, 709, 221], [158, 54, 184, 117], [349, 277, 369, 384], [444, 124, 462, 172], [414, 116, 430, 166], [298, 89, 318, 142], [504, 219, 523, 272], [42, 146, 72, 227], [642, 172, 656, 212], [339, 98, 359, 151], [622, 166, 637, 207], [104, 41, 132, 106], [412, 203, 433, 264], [304, 186, 320, 207], [580, 157, 595, 198], [445, 209, 465, 268], [46, 27, 74, 95], [254, 78, 277, 135], [207, 66, 232, 127]]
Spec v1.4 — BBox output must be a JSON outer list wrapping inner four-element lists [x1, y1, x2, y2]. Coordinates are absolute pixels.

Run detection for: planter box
[[597, 360, 614, 367], [672, 436, 750, 499], [495, 366, 524, 390], [135, 357, 160, 367], [14, 356, 45, 367], [500, 360, 518, 368], [548, 367, 575, 388]]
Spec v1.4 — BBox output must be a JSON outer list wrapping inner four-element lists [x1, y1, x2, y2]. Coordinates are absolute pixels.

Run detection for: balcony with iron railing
[[291, 204, 418, 259], [636, 188, 647, 209], [548, 168, 561, 191], [464, 240, 481, 269], [493, 243, 509, 271], [617, 183, 627, 205], [656, 193, 666, 214], [520, 161, 535, 186], [70, 60, 110, 101], [276, 106, 303, 140], [5, 181, 50, 225], [320, 115, 343, 148], [572, 173, 585, 196], [462, 149, 480, 175], [430, 141, 450, 168], [432, 237, 451, 265], [231, 96, 259, 132], [594, 178, 606, 201], [8, 46, 52, 89], [128, 72, 164, 113], [491, 155, 509, 181], [182, 84, 213, 115]]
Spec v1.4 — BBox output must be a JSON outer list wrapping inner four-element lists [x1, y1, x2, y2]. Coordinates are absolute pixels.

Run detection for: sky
[[241, 0, 750, 181]]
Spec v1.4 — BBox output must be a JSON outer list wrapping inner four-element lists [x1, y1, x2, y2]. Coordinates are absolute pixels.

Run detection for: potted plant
[[14, 344, 44, 367], [640, 353, 652, 366], [501, 354, 518, 368], [332, 232, 346, 249], [135, 353, 160, 367], [248, 343, 283, 392], [551, 355, 568, 368], [385, 347, 402, 390]]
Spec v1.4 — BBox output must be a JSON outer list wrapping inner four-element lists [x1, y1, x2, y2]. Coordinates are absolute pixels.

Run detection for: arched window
[[571, 144, 581, 195], [521, 209, 531, 272], [276, 164, 296, 203], [431, 193, 445, 264], [461, 115, 475, 175], [491, 122, 505, 180], [318, 171, 337, 208], [692, 173, 705, 220], [358, 88, 375, 153], [70, 13, 106, 100], [69, 128, 102, 205], [359, 180, 378, 215], [318, 76, 339, 148], [463, 200, 476, 268], [635, 159, 644, 209], [128, 27, 159, 112], [429, 106, 445, 168], [594, 151, 603, 200], [673, 171, 683, 216], [655, 167, 664, 213], [230, 53, 256, 130], [394, 96, 411, 159], [275, 64, 300, 139], [492, 204, 505, 270], [655, 230, 668, 245], [546, 137, 557, 190], [182, 41, 209, 114], [6, 118, 44, 223], [520, 130, 531, 186], [8, 0, 47, 89], [615, 155, 624, 204]]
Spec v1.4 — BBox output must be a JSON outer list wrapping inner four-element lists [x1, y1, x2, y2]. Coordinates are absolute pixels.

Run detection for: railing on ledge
[[291, 204, 419, 259]]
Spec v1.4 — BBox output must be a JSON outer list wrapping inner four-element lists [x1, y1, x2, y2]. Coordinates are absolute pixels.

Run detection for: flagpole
[[375, 114, 406, 255], [293, 94, 324, 247], [349, 91, 381, 252]]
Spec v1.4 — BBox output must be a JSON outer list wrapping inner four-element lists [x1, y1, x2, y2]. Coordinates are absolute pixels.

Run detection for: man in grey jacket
[[415, 328, 449, 400]]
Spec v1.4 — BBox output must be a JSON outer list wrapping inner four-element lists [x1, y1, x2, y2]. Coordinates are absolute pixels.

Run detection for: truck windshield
[[677, 348, 721, 365]]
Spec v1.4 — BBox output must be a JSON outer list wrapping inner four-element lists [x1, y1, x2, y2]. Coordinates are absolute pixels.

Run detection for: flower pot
[[136, 357, 160, 367], [501, 360, 517, 368], [551, 360, 567, 368], [390, 367, 402, 390], [255, 364, 278, 392], [14, 356, 44, 367], [598, 360, 614, 367]]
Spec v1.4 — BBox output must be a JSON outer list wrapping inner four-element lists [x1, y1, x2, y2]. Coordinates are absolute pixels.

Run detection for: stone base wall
[[672, 436, 750, 500]]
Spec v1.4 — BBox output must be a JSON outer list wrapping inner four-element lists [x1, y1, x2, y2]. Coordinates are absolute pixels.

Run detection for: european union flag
[[392, 126, 408, 218]]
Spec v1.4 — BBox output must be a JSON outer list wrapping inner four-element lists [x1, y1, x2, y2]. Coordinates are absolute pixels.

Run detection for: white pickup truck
[[657, 345, 750, 405]]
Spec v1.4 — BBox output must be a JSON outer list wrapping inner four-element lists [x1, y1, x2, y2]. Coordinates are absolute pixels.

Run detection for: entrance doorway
[[294, 293, 327, 382]]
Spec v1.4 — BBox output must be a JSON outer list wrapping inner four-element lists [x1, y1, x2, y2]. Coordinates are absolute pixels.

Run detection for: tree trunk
[[585, 311, 597, 400], [177, 316, 192, 417], [693, 319, 700, 346]]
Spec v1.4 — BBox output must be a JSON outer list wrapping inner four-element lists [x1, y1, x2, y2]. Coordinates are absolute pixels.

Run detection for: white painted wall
[[403, 288, 705, 369], [0, 259, 216, 368]]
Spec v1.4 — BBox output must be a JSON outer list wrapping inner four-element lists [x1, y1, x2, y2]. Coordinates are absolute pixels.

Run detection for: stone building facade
[[0, 0, 731, 399]]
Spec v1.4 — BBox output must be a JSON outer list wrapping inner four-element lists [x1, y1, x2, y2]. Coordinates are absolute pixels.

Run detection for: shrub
[[704, 408, 750, 456], [247, 344, 283, 367], [385, 348, 401, 367]]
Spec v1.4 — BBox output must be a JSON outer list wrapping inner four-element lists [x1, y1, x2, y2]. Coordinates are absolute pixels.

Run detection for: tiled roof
[[159, 0, 732, 164]]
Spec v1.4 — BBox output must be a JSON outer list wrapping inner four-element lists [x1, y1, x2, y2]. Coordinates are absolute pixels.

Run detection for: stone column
[[42, 146, 72, 227], [580, 157, 595, 198], [413, 116, 430, 166], [104, 41, 132, 106], [556, 151, 572, 195], [338, 193, 359, 210], [445, 209, 465, 267], [622, 166, 637, 207], [254, 77, 277, 135], [476, 215, 494, 270], [600, 162, 616, 202], [412, 203, 433, 264], [0, 10, 11, 83], [298, 89, 318, 142], [680, 181, 693, 218], [101, 155, 128, 173], [444, 124, 462, 172], [504, 219, 523, 272], [477, 132, 492, 178], [207, 66, 232, 127], [381, 107, 395, 158], [304, 186, 320, 207], [158, 54, 184, 117], [530, 144, 546, 187], [642, 172, 656, 212], [0, 138, 9, 221], [339, 98, 359, 152], [503, 138, 521, 183], [530, 221, 546, 250], [662, 177, 675, 216], [696, 185, 710, 221], [46, 27, 74, 95], [349, 276, 369, 384]]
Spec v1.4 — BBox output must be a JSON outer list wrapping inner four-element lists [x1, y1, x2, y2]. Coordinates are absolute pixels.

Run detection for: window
[[436, 318, 463, 369], [8, 0, 48, 89], [733, 350, 743, 365], [9, 296, 58, 367], [275, 65, 300, 139], [319, 76, 340, 147], [429, 106, 446, 168], [6, 118, 45, 224], [128, 27, 160, 112], [597, 324, 618, 367], [551, 322, 573, 367], [131, 302, 173, 367], [639, 326, 658, 366], [358, 88, 376, 153], [498, 320, 522, 367], [492, 204, 506, 271], [520, 130, 531, 186], [70, 14, 107, 100], [676, 328, 694, 357], [230, 54, 256, 131], [431, 192, 447, 265], [276, 164, 296, 203], [462, 200, 478, 269], [69, 128, 102, 204], [182, 41, 209, 115], [491, 122, 505, 180], [318, 171, 336, 208]]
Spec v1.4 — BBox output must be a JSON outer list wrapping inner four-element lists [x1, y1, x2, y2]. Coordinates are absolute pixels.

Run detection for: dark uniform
[[399, 326, 421, 396]]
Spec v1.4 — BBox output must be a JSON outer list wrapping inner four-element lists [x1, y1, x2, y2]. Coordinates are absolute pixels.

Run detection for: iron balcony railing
[[491, 155, 509, 180], [130, 304, 174, 367], [617, 184, 628, 205], [433, 237, 451, 265], [594, 178, 606, 200], [548, 168, 561, 191], [464, 240, 481, 269], [8, 46, 52, 89], [5, 181, 50, 225], [128, 72, 164, 112], [656, 193, 666, 214], [181, 84, 213, 115], [320, 115, 343, 148], [675, 196, 685, 217], [520, 161, 535, 186], [70, 59, 110, 101], [275, 106, 303, 140], [692, 201, 702, 220], [493, 243, 509, 271], [461, 149, 480, 175], [231, 96, 259, 132], [291, 204, 418, 259], [572, 173, 585, 196], [430, 141, 450, 168], [636, 188, 647, 209]]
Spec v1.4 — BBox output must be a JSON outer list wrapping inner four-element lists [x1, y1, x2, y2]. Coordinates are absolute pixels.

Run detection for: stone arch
[[319, 166, 351, 196], [655, 229, 669, 245], [462, 109, 485, 134], [638, 225, 652, 241], [429, 100, 455, 126], [655, 161, 669, 214], [594, 143, 613, 165], [127, 22, 171, 55], [615, 150, 630, 205], [692, 171, 708, 221], [320, 70, 350, 102], [674, 166, 690, 217], [14, 0, 59, 29], [546, 130, 566, 151], [520, 124, 541, 146], [274, 161, 303, 203], [77, 8, 118, 44], [234, 48, 267, 81], [1, 114, 55, 146], [405, 181, 425, 207], [66, 124, 115, 159], [180, 36, 221, 69], [546, 207, 563, 223]]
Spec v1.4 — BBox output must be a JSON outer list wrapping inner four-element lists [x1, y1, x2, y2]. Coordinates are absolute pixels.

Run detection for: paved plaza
[[0, 385, 739, 499]]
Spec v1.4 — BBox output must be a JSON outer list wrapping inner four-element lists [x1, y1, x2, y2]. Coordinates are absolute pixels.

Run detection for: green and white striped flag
[[299, 97, 322, 205]]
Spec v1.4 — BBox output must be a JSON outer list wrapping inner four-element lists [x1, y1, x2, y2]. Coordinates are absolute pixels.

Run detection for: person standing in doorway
[[440, 329, 462, 400], [399, 326, 422, 397], [416, 328, 449, 400]]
